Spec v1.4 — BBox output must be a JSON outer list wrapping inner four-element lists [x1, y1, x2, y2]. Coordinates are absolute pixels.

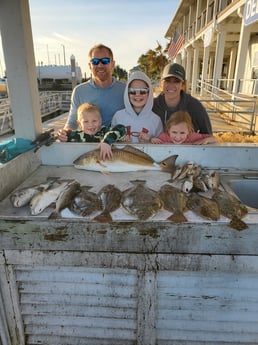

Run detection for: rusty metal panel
[[15, 265, 138, 345], [156, 271, 258, 344]]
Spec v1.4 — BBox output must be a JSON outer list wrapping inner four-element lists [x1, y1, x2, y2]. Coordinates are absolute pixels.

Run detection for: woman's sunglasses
[[128, 88, 149, 95], [90, 57, 111, 65]]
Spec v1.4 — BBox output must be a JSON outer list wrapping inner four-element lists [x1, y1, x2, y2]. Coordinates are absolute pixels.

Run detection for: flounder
[[159, 184, 188, 222], [121, 180, 163, 220], [93, 184, 122, 223], [70, 185, 102, 217], [73, 145, 178, 173], [212, 190, 248, 231], [187, 193, 220, 221]]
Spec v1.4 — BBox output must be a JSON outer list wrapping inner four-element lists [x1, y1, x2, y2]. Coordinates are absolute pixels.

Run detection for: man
[[58, 44, 125, 139], [153, 63, 212, 134]]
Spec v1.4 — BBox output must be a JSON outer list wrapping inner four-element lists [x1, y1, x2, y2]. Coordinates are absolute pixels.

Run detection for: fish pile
[[73, 145, 178, 174], [170, 161, 220, 193], [9, 170, 250, 230]]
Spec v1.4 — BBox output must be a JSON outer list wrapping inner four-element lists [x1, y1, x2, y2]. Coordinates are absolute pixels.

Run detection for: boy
[[111, 71, 163, 143], [57, 102, 126, 160]]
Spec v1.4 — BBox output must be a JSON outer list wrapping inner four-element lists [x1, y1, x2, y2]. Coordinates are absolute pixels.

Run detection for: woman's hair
[[77, 103, 101, 121], [88, 44, 113, 60], [165, 110, 193, 133]]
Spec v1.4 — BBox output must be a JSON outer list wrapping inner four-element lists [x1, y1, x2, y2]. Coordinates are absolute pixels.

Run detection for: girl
[[151, 110, 217, 145]]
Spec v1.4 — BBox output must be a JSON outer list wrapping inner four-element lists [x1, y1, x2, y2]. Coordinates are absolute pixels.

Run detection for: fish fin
[[121, 145, 154, 162], [101, 171, 111, 175], [229, 216, 248, 231], [93, 210, 113, 223], [167, 211, 187, 223], [96, 160, 108, 168], [159, 155, 178, 173]]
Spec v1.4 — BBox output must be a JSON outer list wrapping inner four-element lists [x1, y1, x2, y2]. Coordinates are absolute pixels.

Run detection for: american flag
[[168, 31, 184, 59]]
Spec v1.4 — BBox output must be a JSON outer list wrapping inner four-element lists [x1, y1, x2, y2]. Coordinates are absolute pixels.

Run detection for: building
[[165, 0, 258, 96], [36, 65, 82, 91]]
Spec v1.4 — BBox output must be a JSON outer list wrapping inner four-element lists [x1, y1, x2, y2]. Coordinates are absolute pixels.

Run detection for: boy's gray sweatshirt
[[111, 71, 163, 142]]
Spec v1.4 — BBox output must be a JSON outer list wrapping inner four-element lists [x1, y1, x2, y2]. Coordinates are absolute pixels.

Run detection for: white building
[[165, 0, 258, 96]]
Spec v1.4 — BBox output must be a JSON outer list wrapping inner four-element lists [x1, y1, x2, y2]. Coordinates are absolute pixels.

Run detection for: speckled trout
[[73, 145, 178, 173]]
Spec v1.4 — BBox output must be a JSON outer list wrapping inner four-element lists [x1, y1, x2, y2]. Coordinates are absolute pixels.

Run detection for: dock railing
[[196, 80, 257, 133], [0, 91, 72, 136]]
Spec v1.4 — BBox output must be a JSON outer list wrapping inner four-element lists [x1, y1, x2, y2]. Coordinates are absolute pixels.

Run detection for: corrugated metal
[[15, 265, 138, 345], [157, 271, 258, 345]]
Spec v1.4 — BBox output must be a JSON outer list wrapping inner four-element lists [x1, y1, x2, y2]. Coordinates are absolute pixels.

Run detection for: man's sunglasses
[[128, 88, 149, 95], [90, 57, 111, 65]]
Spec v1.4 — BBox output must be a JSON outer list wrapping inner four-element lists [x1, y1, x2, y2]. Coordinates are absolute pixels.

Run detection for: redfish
[[73, 145, 178, 173]]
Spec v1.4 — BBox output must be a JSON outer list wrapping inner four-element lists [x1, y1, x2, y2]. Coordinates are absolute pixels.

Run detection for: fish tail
[[159, 155, 178, 173], [93, 210, 113, 223], [48, 211, 59, 219], [167, 211, 187, 223], [229, 216, 248, 231]]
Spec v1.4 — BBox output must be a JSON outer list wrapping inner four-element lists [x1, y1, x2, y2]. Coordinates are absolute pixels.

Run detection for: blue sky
[[0, 0, 180, 77]]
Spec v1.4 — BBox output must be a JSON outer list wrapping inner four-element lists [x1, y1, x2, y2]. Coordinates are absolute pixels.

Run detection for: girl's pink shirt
[[158, 132, 211, 144]]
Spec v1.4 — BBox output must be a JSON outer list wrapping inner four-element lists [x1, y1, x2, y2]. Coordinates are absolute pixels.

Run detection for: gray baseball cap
[[161, 63, 185, 81]]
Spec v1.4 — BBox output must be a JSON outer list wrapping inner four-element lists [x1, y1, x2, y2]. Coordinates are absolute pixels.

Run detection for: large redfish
[[73, 145, 178, 173]]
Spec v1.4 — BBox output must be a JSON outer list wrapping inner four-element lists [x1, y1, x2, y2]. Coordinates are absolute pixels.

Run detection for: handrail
[[0, 91, 71, 136], [196, 80, 257, 133]]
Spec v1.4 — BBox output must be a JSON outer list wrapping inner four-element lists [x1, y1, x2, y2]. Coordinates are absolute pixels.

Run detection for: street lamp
[[61, 44, 66, 65]]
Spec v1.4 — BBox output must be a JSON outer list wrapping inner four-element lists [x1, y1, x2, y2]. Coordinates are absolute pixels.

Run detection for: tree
[[137, 42, 169, 80], [113, 65, 128, 80]]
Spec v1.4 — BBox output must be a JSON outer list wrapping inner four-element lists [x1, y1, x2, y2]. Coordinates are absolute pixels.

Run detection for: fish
[[187, 193, 220, 221], [70, 185, 102, 217], [159, 184, 188, 222], [171, 161, 194, 181], [192, 176, 208, 193], [48, 180, 81, 219], [9, 177, 59, 207], [181, 174, 194, 193], [93, 184, 122, 223], [203, 171, 220, 190], [121, 180, 163, 220], [211, 190, 248, 231], [30, 180, 75, 216], [192, 164, 202, 179], [73, 145, 178, 173]]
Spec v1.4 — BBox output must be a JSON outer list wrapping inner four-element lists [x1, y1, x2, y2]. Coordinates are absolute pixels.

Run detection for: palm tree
[[137, 43, 168, 80]]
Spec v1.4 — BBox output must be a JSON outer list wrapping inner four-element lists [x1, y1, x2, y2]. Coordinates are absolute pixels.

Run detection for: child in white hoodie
[[111, 71, 163, 143]]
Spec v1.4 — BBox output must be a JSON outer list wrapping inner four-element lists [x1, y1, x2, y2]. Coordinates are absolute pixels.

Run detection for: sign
[[244, 0, 258, 26]]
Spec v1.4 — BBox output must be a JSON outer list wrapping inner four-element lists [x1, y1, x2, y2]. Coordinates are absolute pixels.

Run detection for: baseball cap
[[161, 63, 185, 81]]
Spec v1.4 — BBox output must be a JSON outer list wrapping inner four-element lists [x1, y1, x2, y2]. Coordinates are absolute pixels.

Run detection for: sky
[[0, 0, 180, 78]]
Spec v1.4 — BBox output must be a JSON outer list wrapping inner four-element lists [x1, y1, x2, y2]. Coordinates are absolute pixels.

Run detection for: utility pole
[[61, 44, 66, 65], [70, 54, 76, 89]]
